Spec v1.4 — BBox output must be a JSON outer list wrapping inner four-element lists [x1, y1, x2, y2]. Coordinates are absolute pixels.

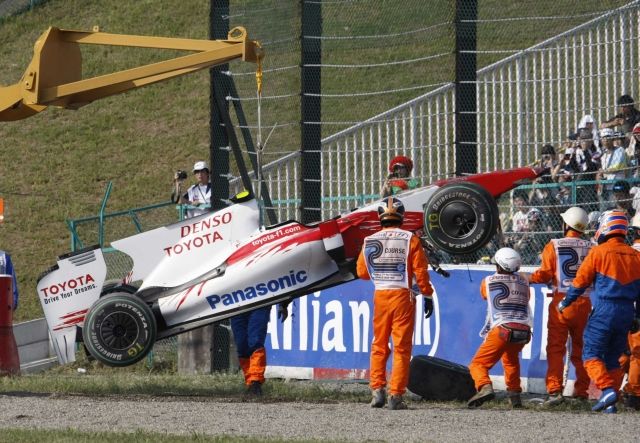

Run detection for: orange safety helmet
[[388, 155, 413, 173]]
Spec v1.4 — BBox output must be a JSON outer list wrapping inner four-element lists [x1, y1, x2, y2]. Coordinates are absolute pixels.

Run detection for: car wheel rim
[[439, 201, 477, 238], [100, 312, 139, 350]]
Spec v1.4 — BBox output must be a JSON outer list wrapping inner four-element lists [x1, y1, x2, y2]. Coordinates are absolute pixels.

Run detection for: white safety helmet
[[560, 207, 588, 233], [492, 247, 522, 273]]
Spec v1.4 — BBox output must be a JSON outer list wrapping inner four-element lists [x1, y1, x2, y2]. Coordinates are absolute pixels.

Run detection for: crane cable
[[255, 43, 265, 225]]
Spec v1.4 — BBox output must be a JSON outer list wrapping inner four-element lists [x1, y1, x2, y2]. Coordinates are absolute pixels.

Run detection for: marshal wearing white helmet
[[492, 247, 522, 272], [529, 206, 592, 405], [467, 246, 532, 409]]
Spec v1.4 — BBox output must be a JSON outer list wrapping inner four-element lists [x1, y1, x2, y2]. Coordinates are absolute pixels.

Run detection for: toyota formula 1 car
[[37, 167, 541, 367]]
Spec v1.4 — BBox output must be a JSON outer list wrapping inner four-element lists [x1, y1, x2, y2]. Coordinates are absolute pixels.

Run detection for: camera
[[176, 170, 188, 180]]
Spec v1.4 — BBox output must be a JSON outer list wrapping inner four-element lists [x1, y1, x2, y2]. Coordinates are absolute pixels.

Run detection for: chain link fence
[[0, 0, 46, 19], [226, 0, 640, 263]]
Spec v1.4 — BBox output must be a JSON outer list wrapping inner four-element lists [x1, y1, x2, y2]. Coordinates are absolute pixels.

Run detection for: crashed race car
[[37, 166, 541, 367]]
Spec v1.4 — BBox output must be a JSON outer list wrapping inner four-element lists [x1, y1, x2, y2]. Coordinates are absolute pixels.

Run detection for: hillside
[[0, 0, 628, 321]]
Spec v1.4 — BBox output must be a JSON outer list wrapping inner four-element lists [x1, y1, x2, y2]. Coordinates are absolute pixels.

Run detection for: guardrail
[[15, 318, 57, 373]]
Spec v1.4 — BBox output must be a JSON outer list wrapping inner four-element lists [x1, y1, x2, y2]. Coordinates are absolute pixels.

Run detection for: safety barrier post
[[0, 274, 20, 376]]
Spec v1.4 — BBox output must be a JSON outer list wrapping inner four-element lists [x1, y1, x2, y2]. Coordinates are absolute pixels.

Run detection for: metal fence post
[[455, 0, 477, 175], [301, 0, 322, 224]]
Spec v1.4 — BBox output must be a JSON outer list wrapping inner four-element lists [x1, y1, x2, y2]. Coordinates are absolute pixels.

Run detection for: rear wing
[[36, 246, 107, 364]]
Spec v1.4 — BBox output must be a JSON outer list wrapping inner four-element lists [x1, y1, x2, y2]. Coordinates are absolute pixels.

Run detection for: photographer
[[171, 161, 211, 218], [380, 155, 419, 197]]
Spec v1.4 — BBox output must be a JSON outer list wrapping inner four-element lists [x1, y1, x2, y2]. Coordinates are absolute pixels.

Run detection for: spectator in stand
[[536, 144, 558, 173], [554, 174, 572, 210], [380, 156, 420, 197], [529, 174, 562, 232], [608, 180, 636, 218], [601, 94, 640, 143], [613, 130, 627, 149], [509, 191, 530, 233], [572, 114, 600, 148], [597, 128, 628, 208], [573, 128, 601, 212], [513, 208, 550, 265], [528, 175, 556, 212], [625, 123, 640, 177], [552, 147, 580, 182]]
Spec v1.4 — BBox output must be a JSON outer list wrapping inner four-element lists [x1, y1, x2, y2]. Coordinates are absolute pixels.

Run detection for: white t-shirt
[[184, 184, 211, 218]]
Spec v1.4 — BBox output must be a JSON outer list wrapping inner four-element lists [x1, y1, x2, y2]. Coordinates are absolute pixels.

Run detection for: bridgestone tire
[[408, 355, 476, 401], [423, 182, 499, 255], [82, 292, 157, 367], [100, 281, 138, 296]]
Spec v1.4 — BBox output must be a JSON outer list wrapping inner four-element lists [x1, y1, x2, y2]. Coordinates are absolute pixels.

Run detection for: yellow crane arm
[[0, 26, 262, 121]]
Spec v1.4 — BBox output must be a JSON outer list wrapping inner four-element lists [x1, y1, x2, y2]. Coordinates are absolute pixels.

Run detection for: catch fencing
[[230, 1, 640, 222]]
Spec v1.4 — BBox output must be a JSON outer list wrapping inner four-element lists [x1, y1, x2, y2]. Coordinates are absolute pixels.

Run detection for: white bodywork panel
[[112, 200, 260, 289], [36, 248, 107, 364]]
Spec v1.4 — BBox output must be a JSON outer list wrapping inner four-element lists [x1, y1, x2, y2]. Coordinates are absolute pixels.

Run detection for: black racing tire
[[100, 281, 138, 296], [423, 182, 499, 255], [408, 355, 476, 401], [82, 292, 157, 367]]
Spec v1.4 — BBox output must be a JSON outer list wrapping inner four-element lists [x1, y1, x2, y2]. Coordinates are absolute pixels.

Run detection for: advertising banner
[[265, 265, 565, 388]]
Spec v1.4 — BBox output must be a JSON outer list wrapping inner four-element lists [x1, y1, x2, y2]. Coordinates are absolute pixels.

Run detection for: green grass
[[0, 0, 630, 322], [0, 353, 368, 402]]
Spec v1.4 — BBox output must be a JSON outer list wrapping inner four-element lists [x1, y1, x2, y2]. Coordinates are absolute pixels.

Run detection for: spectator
[[529, 174, 562, 232], [380, 155, 419, 197], [554, 179, 572, 210], [528, 175, 556, 213], [608, 180, 636, 217], [508, 191, 530, 233], [572, 114, 600, 148], [625, 123, 640, 177], [613, 130, 627, 148], [574, 128, 601, 212], [552, 147, 580, 182], [171, 161, 211, 218], [0, 250, 18, 310], [537, 144, 558, 173], [597, 128, 628, 208], [601, 94, 640, 142], [513, 208, 550, 265], [576, 127, 602, 171]]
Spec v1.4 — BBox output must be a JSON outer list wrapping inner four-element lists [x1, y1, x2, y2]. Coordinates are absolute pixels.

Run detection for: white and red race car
[[37, 166, 541, 367]]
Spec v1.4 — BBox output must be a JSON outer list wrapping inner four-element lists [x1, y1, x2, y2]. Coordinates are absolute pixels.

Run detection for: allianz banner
[[265, 265, 562, 380]]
